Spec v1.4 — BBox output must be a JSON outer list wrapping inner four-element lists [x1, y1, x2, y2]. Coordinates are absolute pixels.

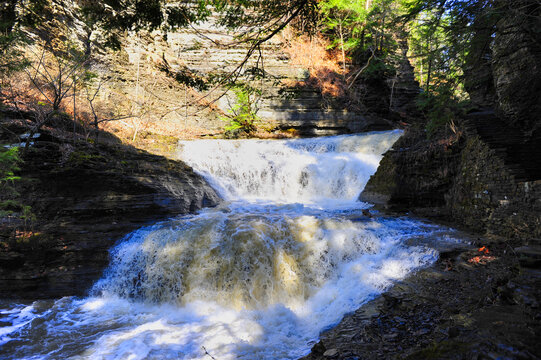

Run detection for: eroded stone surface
[[0, 126, 221, 299]]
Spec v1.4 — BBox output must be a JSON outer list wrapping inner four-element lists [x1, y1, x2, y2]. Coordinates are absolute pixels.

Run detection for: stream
[[0, 130, 464, 359]]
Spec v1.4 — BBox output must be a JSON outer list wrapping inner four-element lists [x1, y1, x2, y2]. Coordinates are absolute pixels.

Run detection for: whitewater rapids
[[0, 131, 463, 359]]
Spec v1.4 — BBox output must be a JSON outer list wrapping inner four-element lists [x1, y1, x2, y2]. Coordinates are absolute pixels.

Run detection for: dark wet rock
[[387, 38, 422, 117], [0, 128, 221, 299], [323, 348, 338, 358], [359, 127, 463, 215], [360, 124, 541, 240], [514, 246, 541, 269], [0, 252, 25, 269], [463, 0, 541, 134], [491, 0, 541, 133], [447, 326, 460, 338]]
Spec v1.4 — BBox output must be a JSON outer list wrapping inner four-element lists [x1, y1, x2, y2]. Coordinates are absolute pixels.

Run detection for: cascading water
[[0, 130, 464, 360], [177, 131, 402, 204]]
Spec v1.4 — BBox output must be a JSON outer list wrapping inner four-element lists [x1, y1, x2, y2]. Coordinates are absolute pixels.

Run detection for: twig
[[201, 346, 217, 360]]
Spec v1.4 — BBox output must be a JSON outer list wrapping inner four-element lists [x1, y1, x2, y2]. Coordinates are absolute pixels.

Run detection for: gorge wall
[[109, 23, 402, 137], [85, 11, 416, 138], [361, 0, 541, 241], [0, 123, 221, 299]]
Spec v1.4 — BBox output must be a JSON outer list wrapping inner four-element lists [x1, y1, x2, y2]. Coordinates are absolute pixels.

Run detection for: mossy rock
[[405, 340, 469, 359], [67, 151, 105, 167]]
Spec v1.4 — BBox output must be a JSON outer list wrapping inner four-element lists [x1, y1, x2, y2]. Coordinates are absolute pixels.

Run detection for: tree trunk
[[426, 37, 432, 93], [73, 77, 76, 144], [380, 13, 386, 52], [339, 21, 346, 73], [133, 36, 141, 142], [420, 59, 424, 86]]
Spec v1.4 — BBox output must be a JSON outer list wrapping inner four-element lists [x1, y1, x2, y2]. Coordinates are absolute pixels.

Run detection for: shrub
[[417, 85, 468, 139], [0, 147, 21, 185], [221, 85, 260, 137]]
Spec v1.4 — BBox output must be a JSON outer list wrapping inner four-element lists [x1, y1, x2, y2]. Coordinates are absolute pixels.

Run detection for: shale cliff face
[[491, 0, 541, 133], [0, 123, 221, 299], [361, 126, 540, 240], [111, 25, 399, 136], [360, 128, 463, 215], [361, 0, 541, 240], [10, 0, 415, 141], [447, 134, 540, 239], [465, 0, 541, 133]]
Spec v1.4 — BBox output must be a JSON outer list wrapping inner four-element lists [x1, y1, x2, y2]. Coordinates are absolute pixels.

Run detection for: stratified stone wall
[[361, 128, 540, 240], [0, 125, 221, 299], [107, 20, 396, 136], [448, 136, 541, 239], [360, 127, 463, 215], [492, 0, 541, 133]]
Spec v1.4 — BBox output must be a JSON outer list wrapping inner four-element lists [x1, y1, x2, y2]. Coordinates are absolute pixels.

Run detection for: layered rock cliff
[[361, 0, 541, 240], [0, 120, 221, 298], [110, 23, 401, 137]]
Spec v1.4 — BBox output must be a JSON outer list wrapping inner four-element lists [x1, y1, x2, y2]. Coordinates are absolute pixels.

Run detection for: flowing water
[[0, 131, 464, 359]]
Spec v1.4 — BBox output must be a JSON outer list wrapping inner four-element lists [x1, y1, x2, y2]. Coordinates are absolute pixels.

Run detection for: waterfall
[[177, 130, 403, 204], [0, 130, 464, 360]]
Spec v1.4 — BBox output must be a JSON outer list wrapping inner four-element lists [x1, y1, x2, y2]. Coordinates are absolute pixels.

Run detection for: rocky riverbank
[[0, 119, 221, 299], [360, 122, 540, 240], [302, 229, 541, 359]]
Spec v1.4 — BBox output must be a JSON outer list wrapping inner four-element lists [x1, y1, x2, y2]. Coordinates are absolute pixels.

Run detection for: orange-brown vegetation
[[468, 247, 497, 265], [281, 35, 348, 99], [1, 49, 225, 150]]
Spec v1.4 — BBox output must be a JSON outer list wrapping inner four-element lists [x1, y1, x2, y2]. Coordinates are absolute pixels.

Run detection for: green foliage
[[417, 84, 467, 139], [0, 146, 22, 210], [316, 0, 495, 107], [67, 151, 104, 167], [0, 200, 35, 227], [0, 146, 34, 227], [21, 204, 37, 227], [396, 0, 505, 137], [0, 147, 21, 185], [221, 84, 260, 137], [400, 0, 500, 99], [319, 0, 401, 60], [316, 0, 496, 134], [361, 57, 396, 80], [319, 0, 368, 47], [0, 200, 22, 216]]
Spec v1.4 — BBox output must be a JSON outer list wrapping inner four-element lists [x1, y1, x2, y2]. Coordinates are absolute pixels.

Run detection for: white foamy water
[[178, 130, 403, 205], [0, 131, 464, 359]]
